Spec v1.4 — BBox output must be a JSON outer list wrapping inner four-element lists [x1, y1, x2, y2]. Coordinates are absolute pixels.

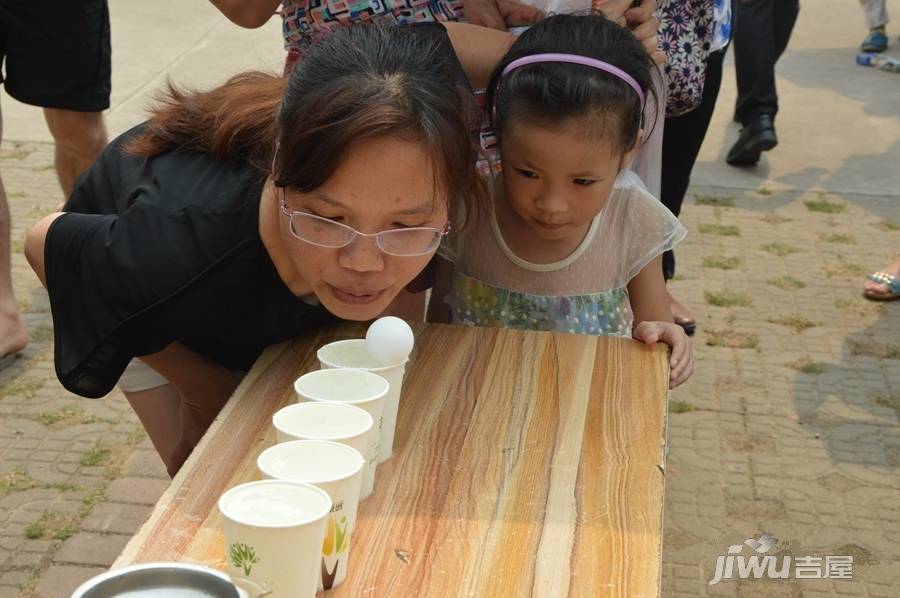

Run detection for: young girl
[[431, 13, 694, 388]]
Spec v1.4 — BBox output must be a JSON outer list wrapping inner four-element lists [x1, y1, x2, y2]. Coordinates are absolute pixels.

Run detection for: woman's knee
[[24, 212, 65, 287]]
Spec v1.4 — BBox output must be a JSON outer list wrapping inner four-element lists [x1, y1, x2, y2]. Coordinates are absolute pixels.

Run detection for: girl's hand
[[632, 320, 694, 389]]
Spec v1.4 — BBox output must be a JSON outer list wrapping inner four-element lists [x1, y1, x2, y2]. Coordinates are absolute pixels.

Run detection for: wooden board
[[115, 322, 669, 597]]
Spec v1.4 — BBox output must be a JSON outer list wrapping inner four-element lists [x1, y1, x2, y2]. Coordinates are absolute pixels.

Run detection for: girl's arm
[[209, 0, 281, 28], [426, 256, 455, 323], [627, 256, 693, 389]]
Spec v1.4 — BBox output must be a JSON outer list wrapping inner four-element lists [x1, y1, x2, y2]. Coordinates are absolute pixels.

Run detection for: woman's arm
[[209, 0, 281, 28], [443, 22, 515, 90], [444, 3, 662, 90]]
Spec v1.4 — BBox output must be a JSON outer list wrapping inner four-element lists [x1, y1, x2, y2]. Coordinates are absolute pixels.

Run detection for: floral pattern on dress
[[658, 0, 714, 117], [447, 272, 633, 337]]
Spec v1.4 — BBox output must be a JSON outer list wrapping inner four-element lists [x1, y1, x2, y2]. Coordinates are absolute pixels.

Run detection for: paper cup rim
[[317, 338, 409, 371], [257, 439, 365, 484], [218, 479, 332, 529], [294, 368, 390, 404], [272, 402, 374, 441]]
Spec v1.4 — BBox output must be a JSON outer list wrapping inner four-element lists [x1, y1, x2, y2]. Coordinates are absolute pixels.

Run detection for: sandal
[[863, 271, 900, 301]]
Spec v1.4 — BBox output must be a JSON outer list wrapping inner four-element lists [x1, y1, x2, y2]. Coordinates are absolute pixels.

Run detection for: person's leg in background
[[859, 0, 889, 52], [660, 48, 727, 335], [43, 109, 107, 198], [727, 0, 799, 166], [0, 99, 29, 364]]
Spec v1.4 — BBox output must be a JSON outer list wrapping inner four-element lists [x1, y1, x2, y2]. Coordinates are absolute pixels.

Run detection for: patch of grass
[[877, 220, 900, 231], [698, 223, 740, 236], [670, 273, 686, 282], [37, 407, 112, 429], [0, 470, 38, 496], [0, 376, 45, 399], [848, 339, 900, 360], [702, 256, 744, 270], [761, 213, 791, 225], [761, 242, 800, 257], [670, 400, 695, 413], [804, 199, 846, 214], [818, 233, 855, 244], [11, 239, 24, 253], [6, 190, 26, 198], [822, 258, 866, 279], [30, 325, 53, 344], [23, 511, 79, 541], [127, 424, 147, 446], [871, 392, 900, 416], [787, 359, 827, 374], [79, 441, 111, 467], [757, 187, 774, 196], [767, 314, 820, 332], [694, 194, 735, 207], [705, 328, 759, 349], [81, 486, 107, 509], [835, 299, 883, 317], [705, 291, 753, 308], [767, 276, 806, 290]]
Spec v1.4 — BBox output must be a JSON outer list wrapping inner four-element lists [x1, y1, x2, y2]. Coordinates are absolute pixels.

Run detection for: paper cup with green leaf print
[[257, 440, 365, 591], [293, 368, 388, 499], [218, 479, 331, 598]]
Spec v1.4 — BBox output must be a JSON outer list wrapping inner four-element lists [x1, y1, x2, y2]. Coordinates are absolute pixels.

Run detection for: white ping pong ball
[[365, 317, 414, 365]]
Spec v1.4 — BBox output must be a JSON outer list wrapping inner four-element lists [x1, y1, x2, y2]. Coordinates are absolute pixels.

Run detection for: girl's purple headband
[[500, 53, 645, 109]]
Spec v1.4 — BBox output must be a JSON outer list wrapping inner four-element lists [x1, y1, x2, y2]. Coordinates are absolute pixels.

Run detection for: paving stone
[[80, 503, 152, 535], [53, 532, 131, 567], [34, 564, 106, 598], [121, 450, 168, 479], [105, 477, 169, 505]]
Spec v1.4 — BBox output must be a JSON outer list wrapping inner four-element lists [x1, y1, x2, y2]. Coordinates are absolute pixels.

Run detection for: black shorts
[[0, 0, 111, 112]]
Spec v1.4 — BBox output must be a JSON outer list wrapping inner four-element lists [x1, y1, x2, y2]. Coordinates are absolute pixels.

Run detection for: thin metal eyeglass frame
[[278, 189, 450, 257]]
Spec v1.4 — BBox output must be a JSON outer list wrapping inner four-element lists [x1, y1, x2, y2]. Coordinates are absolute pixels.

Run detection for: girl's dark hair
[[126, 24, 484, 222], [486, 12, 657, 153]]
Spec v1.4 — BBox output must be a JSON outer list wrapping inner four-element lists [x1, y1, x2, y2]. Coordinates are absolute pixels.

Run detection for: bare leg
[[123, 384, 184, 476], [43, 108, 107, 198], [0, 98, 29, 359]]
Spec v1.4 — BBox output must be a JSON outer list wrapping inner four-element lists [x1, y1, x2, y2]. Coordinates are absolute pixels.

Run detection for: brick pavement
[[1, 150, 897, 597], [0, 4, 898, 597]]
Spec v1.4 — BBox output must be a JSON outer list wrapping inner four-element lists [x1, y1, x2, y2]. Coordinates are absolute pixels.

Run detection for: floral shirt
[[282, 0, 464, 53]]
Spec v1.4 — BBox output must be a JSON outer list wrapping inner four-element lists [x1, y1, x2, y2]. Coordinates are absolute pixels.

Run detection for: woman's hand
[[597, 0, 665, 66], [463, 0, 544, 30], [632, 320, 694, 389]]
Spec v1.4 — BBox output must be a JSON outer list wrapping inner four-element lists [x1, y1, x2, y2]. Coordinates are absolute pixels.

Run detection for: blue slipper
[[864, 271, 900, 301], [861, 30, 888, 53]]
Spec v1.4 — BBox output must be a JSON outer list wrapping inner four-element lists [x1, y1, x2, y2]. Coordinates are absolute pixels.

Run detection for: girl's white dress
[[438, 170, 686, 337]]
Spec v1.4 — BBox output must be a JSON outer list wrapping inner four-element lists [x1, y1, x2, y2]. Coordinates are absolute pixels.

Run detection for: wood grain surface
[[115, 322, 669, 597]]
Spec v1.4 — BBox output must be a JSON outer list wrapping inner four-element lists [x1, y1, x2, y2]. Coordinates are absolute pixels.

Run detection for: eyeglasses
[[279, 196, 450, 257]]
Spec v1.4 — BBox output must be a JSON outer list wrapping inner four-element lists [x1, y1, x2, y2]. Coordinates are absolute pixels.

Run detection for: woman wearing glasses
[[22, 24, 484, 476]]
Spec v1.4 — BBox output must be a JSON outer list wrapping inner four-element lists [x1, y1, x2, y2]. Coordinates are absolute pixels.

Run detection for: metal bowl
[[71, 562, 241, 597]]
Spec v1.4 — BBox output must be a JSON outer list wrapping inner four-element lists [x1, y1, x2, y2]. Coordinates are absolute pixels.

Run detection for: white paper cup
[[257, 440, 364, 591], [294, 368, 389, 499], [218, 480, 331, 598], [272, 401, 373, 467], [317, 339, 408, 463]]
